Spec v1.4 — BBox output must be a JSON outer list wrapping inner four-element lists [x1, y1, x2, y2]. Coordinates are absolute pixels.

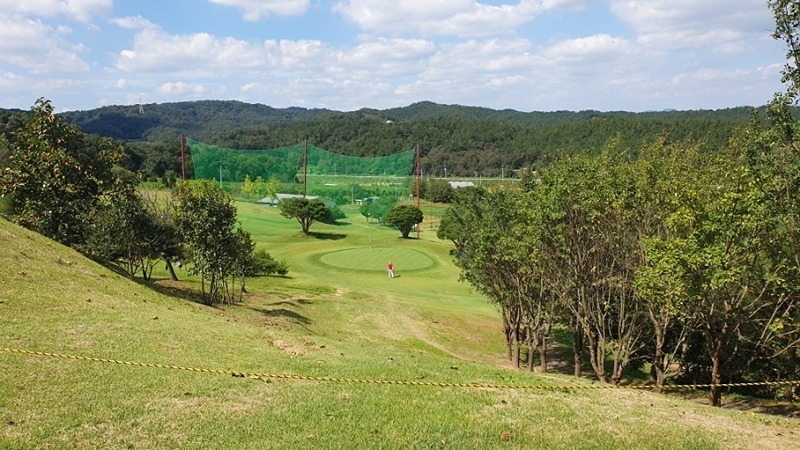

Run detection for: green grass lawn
[[1, 202, 799, 449]]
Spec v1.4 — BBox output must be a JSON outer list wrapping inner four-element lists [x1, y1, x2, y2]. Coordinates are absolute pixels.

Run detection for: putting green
[[318, 247, 435, 272]]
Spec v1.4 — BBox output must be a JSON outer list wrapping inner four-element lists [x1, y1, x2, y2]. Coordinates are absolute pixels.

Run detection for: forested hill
[[0, 99, 774, 178], [58, 99, 759, 144], [58, 100, 338, 142]]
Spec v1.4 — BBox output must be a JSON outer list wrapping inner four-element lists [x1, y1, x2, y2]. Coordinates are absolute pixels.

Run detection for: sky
[[0, 0, 790, 113]]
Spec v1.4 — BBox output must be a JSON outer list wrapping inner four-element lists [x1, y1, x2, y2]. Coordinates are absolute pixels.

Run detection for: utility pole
[[303, 139, 308, 198], [416, 146, 421, 239], [180, 133, 186, 181]]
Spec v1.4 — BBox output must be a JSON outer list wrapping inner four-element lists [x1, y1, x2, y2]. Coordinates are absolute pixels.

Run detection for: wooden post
[[180, 133, 186, 181], [416, 146, 421, 239], [303, 140, 308, 198]]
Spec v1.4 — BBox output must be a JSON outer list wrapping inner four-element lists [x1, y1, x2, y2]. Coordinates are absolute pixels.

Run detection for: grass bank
[[1, 203, 798, 449]]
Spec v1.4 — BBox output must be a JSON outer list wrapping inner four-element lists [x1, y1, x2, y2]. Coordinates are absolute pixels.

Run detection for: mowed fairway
[[1, 201, 799, 449]]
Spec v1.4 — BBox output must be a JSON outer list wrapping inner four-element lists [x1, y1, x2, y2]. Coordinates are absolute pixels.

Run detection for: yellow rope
[[2, 346, 798, 391]]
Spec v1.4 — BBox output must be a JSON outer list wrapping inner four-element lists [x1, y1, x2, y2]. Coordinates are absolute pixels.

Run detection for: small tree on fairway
[[386, 205, 423, 238], [360, 196, 397, 224], [280, 197, 330, 234]]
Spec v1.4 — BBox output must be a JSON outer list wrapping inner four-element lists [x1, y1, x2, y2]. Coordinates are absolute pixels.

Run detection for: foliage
[[359, 196, 397, 224], [423, 178, 454, 203], [172, 180, 253, 304], [85, 181, 179, 280], [249, 249, 289, 276], [1, 99, 120, 247], [385, 205, 424, 238], [5, 214, 798, 449], [55, 101, 771, 184], [279, 197, 331, 234], [444, 135, 800, 402], [324, 204, 346, 223]]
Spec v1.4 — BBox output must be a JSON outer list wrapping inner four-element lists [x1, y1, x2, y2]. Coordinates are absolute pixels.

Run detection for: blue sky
[[0, 0, 788, 112]]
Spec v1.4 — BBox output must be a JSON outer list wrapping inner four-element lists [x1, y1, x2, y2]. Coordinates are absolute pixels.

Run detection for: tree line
[[438, 104, 800, 406], [432, 0, 800, 407], [0, 99, 286, 305], [46, 99, 779, 185]]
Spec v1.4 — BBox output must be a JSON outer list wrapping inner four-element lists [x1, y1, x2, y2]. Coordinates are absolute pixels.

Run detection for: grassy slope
[[1, 204, 799, 449]]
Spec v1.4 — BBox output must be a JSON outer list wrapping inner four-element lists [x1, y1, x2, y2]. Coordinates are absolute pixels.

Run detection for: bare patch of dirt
[[273, 340, 306, 356]]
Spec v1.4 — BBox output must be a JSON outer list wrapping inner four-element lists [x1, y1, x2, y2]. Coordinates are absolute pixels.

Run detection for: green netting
[[188, 139, 416, 183]]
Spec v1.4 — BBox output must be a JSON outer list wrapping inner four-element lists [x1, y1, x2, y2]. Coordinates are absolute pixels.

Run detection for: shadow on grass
[[148, 280, 208, 305], [269, 299, 313, 307], [250, 306, 312, 325], [89, 257, 213, 306], [667, 391, 800, 418], [307, 231, 347, 240]]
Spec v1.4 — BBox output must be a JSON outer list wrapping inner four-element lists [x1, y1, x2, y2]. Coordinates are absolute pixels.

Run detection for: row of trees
[[439, 106, 800, 405], [42, 99, 766, 185], [1, 99, 285, 305], [437, 0, 800, 407]]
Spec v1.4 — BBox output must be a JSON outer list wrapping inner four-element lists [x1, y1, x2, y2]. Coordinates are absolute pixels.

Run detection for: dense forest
[[51, 100, 772, 179]]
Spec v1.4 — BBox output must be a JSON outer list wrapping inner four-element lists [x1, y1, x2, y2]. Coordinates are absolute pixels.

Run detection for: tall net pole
[[303, 139, 308, 198], [180, 133, 186, 181], [416, 145, 421, 239]]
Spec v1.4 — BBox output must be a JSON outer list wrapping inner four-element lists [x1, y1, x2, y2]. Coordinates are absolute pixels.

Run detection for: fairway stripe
[[2, 346, 798, 391]]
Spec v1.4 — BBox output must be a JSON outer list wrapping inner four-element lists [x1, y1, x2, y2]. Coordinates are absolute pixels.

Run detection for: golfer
[[387, 261, 394, 278]]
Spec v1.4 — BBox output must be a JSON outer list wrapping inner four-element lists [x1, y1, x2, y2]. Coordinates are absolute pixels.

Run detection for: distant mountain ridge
[[58, 100, 338, 142], [56, 99, 760, 143]]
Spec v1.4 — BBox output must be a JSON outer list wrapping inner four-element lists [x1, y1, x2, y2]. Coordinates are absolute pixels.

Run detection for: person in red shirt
[[387, 261, 394, 278]]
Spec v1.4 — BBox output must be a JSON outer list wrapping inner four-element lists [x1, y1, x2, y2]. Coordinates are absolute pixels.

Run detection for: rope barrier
[[2, 346, 798, 391]]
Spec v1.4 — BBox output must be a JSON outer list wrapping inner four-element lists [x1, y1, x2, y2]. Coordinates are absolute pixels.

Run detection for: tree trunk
[[511, 328, 521, 368], [504, 321, 513, 362], [571, 320, 583, 377], [652, 327, 666, 392], [165, 259, 178, 281], [786, 346, 797, 401], [527, 332, 538, 372], [709, 344, 723, 407], [587, 331, 607, 383], [539, 336, 548, 373]]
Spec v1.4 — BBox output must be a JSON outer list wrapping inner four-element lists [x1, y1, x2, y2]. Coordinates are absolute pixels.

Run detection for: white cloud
[[109, 15, 158, 30], [208, 0, 310, 21], [0, 0, 783, 113], [116, 29, 271, 73], [543, 34, 631, 61], [335, 38, 436, 78], [610, 0, 772, 51], [333, 0, 587, 37], [0, 16, 88, 73], [0, 0, 112, 22], [159, 81, 206, 95]]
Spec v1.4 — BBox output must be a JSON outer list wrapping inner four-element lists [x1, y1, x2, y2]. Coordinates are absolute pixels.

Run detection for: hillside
[[2, 207, 799, 449], [50, 100, 767, 179], [56, 100, 756, 145], [57, 100, 338, 142]]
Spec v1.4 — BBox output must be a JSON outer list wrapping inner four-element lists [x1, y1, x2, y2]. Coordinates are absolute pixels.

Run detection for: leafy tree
[[632, 140, 700, 390], [360, 196, 397, 224], [1, 99, 120, 246], [86, 182, 161, 279], [438, 187, 484, 251], [265, 176, 281, 200], [250, 249, 289, 276], [385, 205, 423, 238], [242, 175, 254, 195], [536, 150, 646, 384], [173, 180, 252, 304], [424, 178, 454, 203], [280, 197, 330, 234]]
